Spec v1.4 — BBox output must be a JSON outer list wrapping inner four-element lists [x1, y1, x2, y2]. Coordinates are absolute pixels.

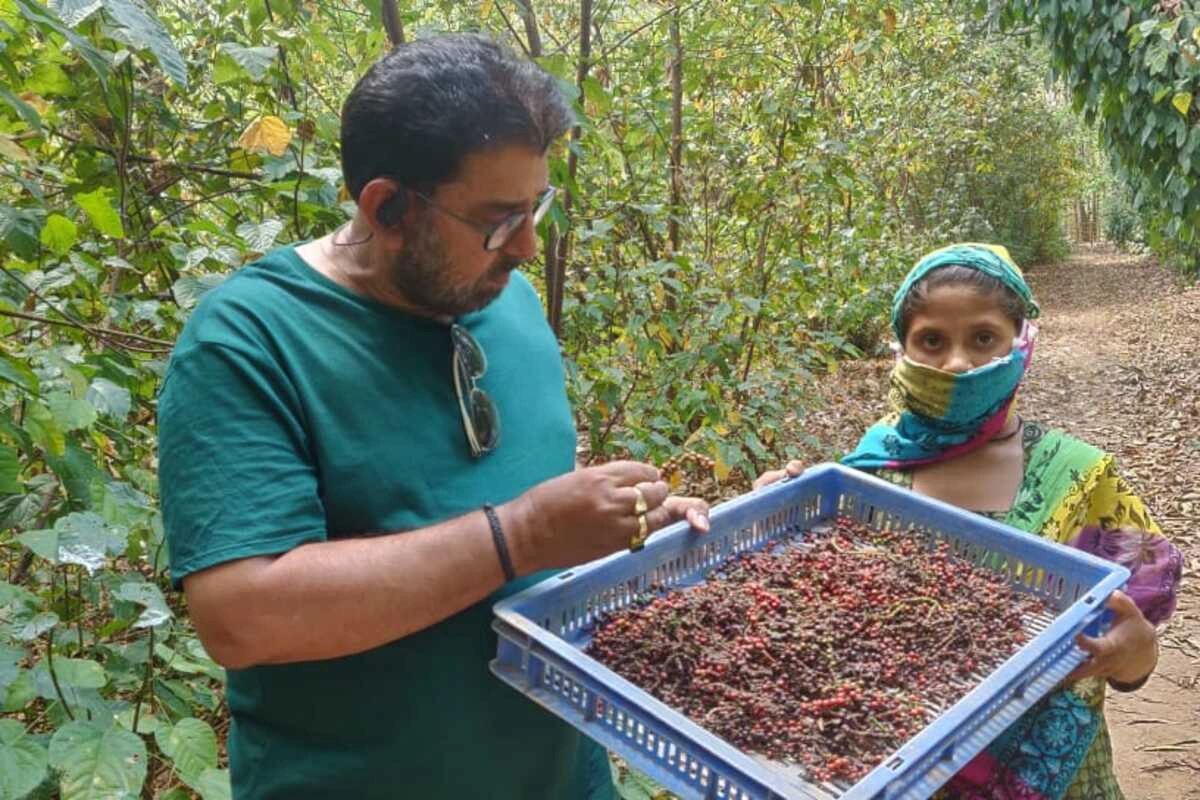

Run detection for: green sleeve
[[158, 341, 327, 587]]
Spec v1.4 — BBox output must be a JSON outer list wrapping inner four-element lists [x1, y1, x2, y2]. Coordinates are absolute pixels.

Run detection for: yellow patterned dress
[[875, 422, 1181, 800]]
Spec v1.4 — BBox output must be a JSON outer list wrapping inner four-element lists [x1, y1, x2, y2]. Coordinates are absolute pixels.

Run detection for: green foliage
[[1102, 186, 1143, 248], [1003, 0, 1200, 271], [0, 0, 1128, 794], [544, 1, 1089, 477]]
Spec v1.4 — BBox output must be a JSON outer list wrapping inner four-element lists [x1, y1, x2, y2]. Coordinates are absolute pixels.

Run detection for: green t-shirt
[[158, 247, 614, 799]]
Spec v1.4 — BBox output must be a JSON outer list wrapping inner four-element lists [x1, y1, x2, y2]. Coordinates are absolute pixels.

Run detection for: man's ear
[[357, 178, 410, 242]]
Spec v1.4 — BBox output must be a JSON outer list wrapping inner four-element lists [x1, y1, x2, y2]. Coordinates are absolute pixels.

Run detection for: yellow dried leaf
[[237, 115, 292, 157], [668, 470, 683, 491], [712, 451, 731, 483], [18, 92, 48, 115], [1172, 92, 1192, 117], [0, 135, 31, 163], [882, 7, 897, 34], [481, 0, 495, 17]]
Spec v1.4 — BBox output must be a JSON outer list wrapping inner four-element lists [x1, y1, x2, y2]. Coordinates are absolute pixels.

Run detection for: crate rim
[[492, 461, 1132, 800], [495, 462, 1129, 613]]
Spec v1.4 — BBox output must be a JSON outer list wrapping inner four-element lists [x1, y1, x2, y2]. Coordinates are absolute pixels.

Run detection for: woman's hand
[[1067, 590, 1158, 686], [662, 495, 711, 533], [752, 460, 805, 490]]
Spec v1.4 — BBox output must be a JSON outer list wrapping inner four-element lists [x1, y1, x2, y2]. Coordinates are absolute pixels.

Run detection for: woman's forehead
[[909, 285, 1017, 324]]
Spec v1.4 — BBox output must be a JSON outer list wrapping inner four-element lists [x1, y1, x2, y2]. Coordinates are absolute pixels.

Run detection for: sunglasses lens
[[469, 388, 500, 451], [451, 325, 486, 378], [451, 324, 499, 456]]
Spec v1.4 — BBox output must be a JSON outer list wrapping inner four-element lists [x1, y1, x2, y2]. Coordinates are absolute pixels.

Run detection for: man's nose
[[500, 215, 538, 262]]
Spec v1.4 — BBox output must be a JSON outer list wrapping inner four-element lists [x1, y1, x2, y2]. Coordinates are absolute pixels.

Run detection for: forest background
[[0, 1, 1197, 797]]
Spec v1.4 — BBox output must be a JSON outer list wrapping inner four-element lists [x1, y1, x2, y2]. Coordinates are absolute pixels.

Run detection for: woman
[[757, 243, 1182, 799]]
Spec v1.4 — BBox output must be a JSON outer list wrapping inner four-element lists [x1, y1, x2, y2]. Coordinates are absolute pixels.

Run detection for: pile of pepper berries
[[586, 516, 1049, 785]]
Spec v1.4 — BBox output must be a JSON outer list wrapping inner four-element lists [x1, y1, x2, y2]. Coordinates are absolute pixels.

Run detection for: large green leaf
[[0, 204, 45, 259], [40, 658, 108, 690], [0, 580, 38, 610], [215, 43, 277, 81], [12, 0, 110, 93], [186, 767, 231, 800], [172, 274, 227, 310], [100, 0, 188, 88], [237, 219, 284, 252], [156, 718, 217, 785], [48, 391, 98, 432], [75, 188, 124, 239], [18, 512, 127, 574], [48, 721, 146, 800], [115, 582, 172, 628], [0, 718, 48, 800], [14, 612, 58, 642], [0, 445, 20, 494], [21, 402, 64, 458], [50, 0, 102, 26], [0, 645, 23, 698], [0, 356, 38, 393], [0, 87, 42, 133], [39, 213, 78, 256], [152, 643, 222, 681], [86, 378, 131, 420]]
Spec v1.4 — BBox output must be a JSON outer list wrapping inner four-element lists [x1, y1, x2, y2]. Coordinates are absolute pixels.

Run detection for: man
[[158, 34, 708, 799]]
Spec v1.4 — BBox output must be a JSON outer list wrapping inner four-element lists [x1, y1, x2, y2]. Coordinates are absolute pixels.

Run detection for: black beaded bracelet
[[482, 503, 516, 582]]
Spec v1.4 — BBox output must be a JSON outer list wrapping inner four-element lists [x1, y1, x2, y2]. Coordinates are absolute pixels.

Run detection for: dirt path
[[1021, 246, 1200, 800]]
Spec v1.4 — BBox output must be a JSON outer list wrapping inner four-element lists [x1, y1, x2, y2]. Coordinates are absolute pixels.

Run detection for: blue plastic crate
[[491, 463, 1130, 800]]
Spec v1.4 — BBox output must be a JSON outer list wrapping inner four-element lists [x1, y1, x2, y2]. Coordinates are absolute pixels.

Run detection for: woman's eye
[[976, 331, 996, 347], [921, 333, 941, 349]]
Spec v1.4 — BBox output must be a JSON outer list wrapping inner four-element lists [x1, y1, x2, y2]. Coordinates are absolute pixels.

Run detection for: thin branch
[[0, 308, 173, 347], [263, 0, 299, 110], [46, 630, 76, 721], [52, 128, 261, 180], [596, 1, 703, 64], [495, 2, 533, 58], [134, 183, 259, 244]]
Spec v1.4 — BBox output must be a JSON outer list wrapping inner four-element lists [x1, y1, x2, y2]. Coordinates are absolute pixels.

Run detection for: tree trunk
[[549, 0, 593, 338], [667, 8, 684, 257], [516, 0, 562, 333], [381, 0, 405, 47], [520, 0, 543, 56]]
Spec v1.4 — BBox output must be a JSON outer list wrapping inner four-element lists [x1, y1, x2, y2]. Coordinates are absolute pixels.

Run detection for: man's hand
[[752, 459, 805, 490], [1067, 590, 1158, 686], [506, 461, 710, 574]]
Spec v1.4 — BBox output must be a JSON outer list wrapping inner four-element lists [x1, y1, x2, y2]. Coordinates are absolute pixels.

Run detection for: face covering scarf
[[841, 322, 1036, 470]]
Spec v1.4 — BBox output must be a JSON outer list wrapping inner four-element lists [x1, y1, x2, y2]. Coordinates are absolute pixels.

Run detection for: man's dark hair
[[340, 33, 573, 201]]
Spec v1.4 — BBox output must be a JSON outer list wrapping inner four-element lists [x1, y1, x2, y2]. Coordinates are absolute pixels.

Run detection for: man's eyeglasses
[[451, 324, 500, 458], [414, 187, 557, 252]]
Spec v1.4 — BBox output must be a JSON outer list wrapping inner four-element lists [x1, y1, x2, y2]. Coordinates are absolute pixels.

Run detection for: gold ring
[[633, 486, 649, 515], [630, 512, 650, 552]]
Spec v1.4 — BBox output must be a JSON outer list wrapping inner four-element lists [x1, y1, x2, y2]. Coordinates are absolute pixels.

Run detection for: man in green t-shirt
[[157, 34, 708, 799]]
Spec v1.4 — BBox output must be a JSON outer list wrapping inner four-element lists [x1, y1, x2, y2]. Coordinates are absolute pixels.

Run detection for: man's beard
[[389, 225, 523, 317]]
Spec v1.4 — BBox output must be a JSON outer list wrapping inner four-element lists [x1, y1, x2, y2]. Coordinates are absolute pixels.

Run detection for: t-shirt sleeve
[[158, 340, 326, 588]]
